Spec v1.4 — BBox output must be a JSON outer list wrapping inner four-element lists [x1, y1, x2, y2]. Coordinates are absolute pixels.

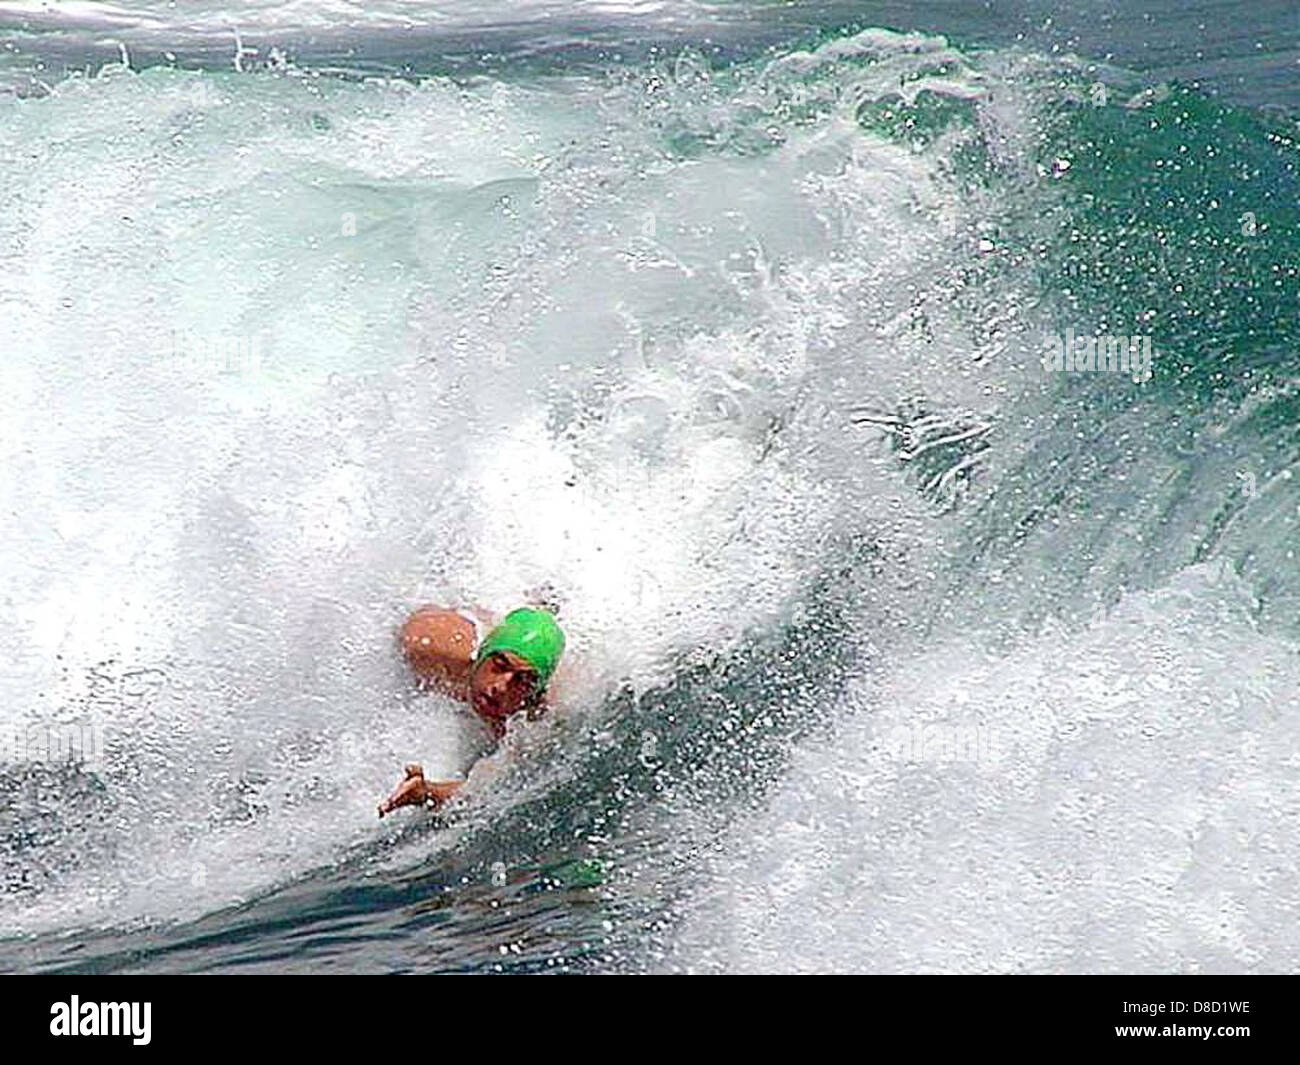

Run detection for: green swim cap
[[475, 608, 566, 688]]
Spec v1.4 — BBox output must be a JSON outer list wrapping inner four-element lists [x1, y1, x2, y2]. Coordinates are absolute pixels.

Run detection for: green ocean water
[[0, 3, 1297, 973]]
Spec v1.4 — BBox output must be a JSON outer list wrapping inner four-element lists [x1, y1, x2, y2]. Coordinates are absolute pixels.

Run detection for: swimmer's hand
[[378, 764, 463, 818]]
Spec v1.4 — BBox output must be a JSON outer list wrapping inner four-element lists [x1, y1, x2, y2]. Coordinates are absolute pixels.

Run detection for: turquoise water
[[0, 2, 1297, 973]]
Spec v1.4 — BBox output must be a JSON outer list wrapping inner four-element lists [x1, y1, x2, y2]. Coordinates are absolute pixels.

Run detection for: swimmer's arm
[[378, 699, 544, 818], [377, 765, 463, 817]]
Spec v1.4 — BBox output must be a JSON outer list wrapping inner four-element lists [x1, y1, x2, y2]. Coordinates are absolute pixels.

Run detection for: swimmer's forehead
[[478, 649, 536, 673]]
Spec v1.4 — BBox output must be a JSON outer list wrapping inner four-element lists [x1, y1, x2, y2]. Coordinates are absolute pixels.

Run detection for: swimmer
[[377, 604, 566, 817]]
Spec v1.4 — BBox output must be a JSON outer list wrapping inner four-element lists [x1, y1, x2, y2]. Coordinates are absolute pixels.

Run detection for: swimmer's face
[[470, 652, 538, 720]]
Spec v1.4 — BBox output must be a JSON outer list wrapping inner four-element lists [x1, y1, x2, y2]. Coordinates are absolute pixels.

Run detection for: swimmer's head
[[470, 607, 565, 720], [470, 650, 540, 720]]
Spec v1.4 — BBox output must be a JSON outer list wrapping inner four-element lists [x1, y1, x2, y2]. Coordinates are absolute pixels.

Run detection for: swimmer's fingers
[[377, 768, 465, 817], [378, 766, 428, 817]]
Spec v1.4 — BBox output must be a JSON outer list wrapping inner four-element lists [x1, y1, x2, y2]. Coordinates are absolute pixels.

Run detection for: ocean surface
[[0, 0, 1297, 973]]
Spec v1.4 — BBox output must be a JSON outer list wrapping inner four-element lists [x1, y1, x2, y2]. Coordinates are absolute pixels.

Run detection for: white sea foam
[[0, 32, 1019, 935], [2, 22, 1291, 981], [667, 563, 1300, 973]]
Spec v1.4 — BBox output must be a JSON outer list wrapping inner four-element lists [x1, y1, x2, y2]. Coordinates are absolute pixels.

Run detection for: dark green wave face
[[836, 46, 1300, 640], [971, 82, 1300, 637], [0, 5, 1297, 974], [1041, 88, 1300, 400], [855, 69, 1300, 390], [1041, 88, 1300, 632]]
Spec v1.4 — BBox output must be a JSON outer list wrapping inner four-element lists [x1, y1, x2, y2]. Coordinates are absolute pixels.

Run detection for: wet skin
[[379, 608, 542, 817]]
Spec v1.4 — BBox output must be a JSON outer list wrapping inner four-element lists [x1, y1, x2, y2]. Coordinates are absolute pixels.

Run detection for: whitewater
[[0, 1, 1296, 973]]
